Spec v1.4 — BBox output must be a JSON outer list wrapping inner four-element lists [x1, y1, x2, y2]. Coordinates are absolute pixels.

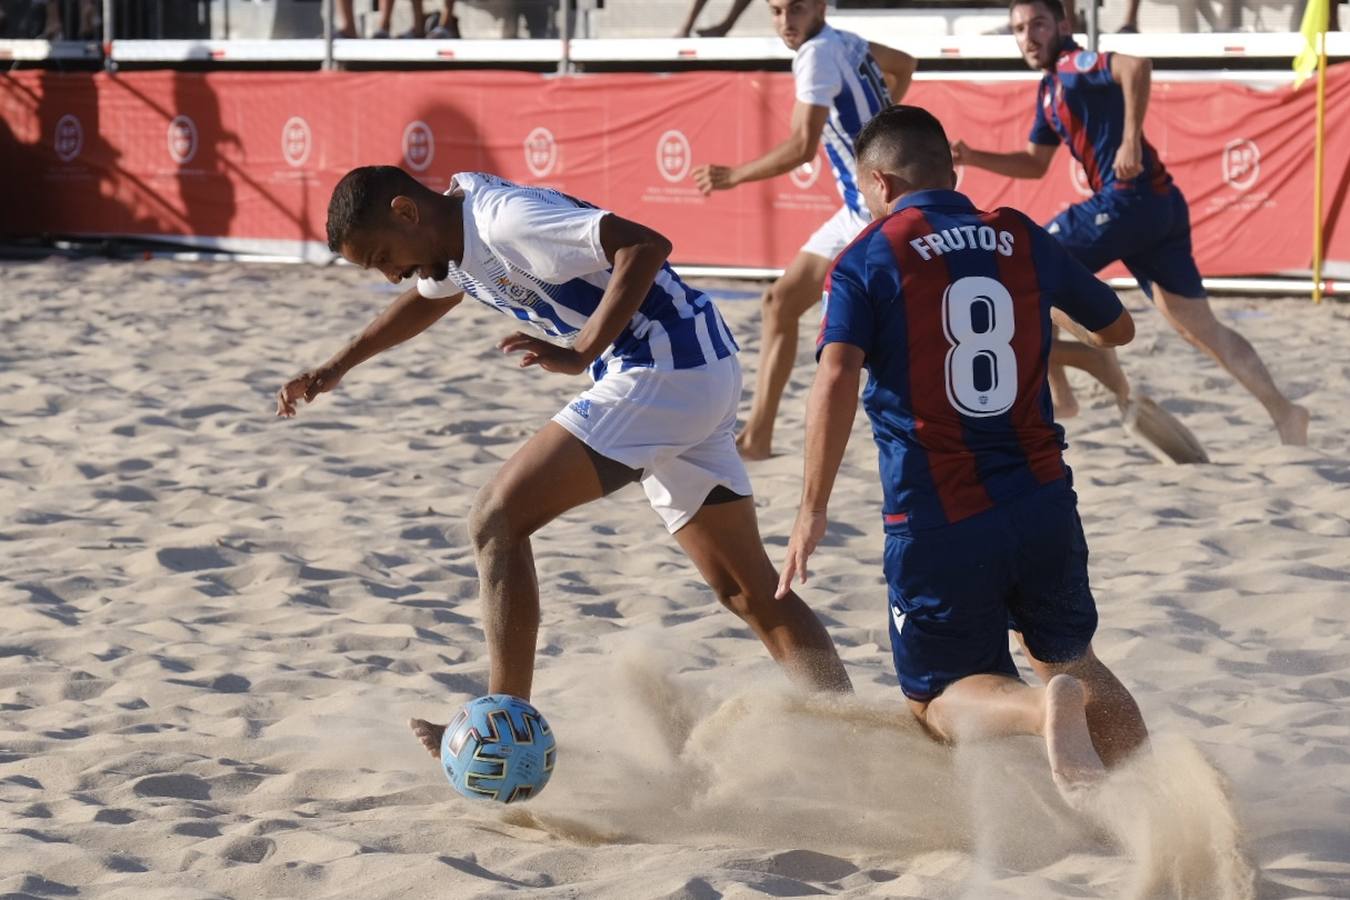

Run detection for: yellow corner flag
[[1294, 0, 1330, 89]]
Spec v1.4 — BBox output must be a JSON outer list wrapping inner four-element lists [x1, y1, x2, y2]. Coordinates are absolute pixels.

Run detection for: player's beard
[[427, 260, 450, 281]]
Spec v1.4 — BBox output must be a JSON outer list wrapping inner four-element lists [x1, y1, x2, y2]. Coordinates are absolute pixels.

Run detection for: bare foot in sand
[[410, 718, 446, 759], [1044, 674, 1106, 803], [1276, 403, 1310, 446], [735, 431, 772, 461]]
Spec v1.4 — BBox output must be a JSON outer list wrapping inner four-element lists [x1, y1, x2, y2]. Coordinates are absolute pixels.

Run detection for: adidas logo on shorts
[[569, 398, 592, 419]]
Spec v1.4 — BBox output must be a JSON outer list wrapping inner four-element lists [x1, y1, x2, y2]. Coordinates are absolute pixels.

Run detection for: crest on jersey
[[1074, 51, 1099, 71]]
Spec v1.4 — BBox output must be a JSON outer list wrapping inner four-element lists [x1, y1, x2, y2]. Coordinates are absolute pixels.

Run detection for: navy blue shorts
[[1046, 186, 1205, 301], [885, 481, 1098, 702]]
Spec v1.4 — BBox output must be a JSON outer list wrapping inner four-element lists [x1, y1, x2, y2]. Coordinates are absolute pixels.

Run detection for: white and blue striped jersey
[[794, 24, 891, 217], [416, 173, 739, 382]]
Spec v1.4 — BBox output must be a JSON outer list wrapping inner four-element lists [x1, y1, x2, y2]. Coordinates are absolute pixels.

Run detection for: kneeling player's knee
[[468, 487, 521, 552]]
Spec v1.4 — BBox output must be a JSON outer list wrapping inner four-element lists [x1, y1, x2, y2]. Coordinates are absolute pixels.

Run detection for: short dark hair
[[853, 104, 954, 186], [1009, 0, 1066, 21], [326, 165, 426, 253]]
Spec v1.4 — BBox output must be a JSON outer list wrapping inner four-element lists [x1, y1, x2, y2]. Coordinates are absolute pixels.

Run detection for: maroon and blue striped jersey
[[817, 189, 1124, 533], [1030, 40, 1171, 195]]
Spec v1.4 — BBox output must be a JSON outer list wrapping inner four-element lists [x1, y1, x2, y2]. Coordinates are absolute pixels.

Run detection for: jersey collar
[[890, 189, 975, 214], [1050, 36, 1080, 72]]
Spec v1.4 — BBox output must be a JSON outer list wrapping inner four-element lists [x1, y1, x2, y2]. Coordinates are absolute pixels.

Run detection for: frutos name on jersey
[[908, 226, 1015, 261]]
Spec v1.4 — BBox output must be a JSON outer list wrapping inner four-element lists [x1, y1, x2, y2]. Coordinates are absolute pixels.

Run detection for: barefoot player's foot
[[410, 718, 446, 759], [1044, 675, 1106, 803], [735, 431, 772, 461], [1275, 403, 1310, 446]]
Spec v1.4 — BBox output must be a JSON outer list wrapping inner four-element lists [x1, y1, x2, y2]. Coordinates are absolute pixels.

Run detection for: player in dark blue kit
[[953, 0, 1308, 447], [778, 105, 1149, 797]]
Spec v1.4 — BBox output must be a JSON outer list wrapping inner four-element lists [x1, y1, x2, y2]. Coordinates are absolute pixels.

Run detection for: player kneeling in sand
[[277, 166, 852, 758], [780, 107, 1148, 796]]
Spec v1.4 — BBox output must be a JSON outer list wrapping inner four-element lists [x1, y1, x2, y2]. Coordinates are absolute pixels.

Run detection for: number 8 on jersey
[[942, 275, 1017, 418]]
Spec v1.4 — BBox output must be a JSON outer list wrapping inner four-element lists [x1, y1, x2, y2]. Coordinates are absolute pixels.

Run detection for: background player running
[[276, 166, 852, 761], [780, 106, 1149, 795], [693, 0, 916, 460], [953, 0, 1308, 447]]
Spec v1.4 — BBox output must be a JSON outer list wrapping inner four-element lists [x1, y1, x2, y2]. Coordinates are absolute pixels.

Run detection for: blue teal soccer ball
[[440, 694, 556, 803]]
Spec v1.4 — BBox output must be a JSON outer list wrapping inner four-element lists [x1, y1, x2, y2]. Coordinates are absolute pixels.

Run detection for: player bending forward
[[781, 106, 1148, 797], [277, 167, 853, 759]]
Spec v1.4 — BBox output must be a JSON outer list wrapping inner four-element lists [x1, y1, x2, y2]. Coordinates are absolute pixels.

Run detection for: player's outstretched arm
[[952, 139, 1057, 179], [693, 101, 830, 195], [1110, 53, 1152, 181], [275, 286, 461, 417], [777, 341, 865, 599], [868, 42, 917, 103]]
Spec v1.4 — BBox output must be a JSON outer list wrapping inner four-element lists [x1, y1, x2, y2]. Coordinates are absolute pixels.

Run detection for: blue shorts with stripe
[[1046, 185, 1205, 301], [885, 479, 1098, 702]]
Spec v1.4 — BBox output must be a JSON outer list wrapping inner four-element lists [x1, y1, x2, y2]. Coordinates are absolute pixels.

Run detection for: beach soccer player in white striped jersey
[[276, 167, 853, 759], [693, 0, 916, 460]]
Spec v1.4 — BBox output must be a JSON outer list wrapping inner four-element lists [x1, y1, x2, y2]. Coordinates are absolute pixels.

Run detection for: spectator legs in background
[[676, 0, 712, 36], [696, 0, 751, 37], [676, 0, 753, 37], [375, 0, 427, 37], [427, 1, 460, 38], [1117, 0, 1141, 31], [336, 0, 358, 37]]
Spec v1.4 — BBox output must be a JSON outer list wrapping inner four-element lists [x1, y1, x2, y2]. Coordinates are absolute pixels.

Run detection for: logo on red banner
[[789, 155, 822, 190], [524, 127, 557, 178], [1070, 160, 1093, 197], [1222, 138, 1260, 192], [656, 130, 691, 184], [54, 114, 83, 162], [282, 116, 312, 168], [168, 115, 198, 164], [403, 120, 434, 173]]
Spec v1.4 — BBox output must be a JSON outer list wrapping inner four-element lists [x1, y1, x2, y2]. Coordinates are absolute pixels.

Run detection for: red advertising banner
[[2, 67, 1348, 275]]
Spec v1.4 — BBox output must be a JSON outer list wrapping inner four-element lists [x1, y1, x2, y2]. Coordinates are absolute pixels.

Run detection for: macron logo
[[569, 399, 592, 419]]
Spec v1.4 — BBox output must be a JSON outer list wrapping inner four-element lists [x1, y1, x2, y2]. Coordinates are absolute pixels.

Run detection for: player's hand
[[693, 164, 736, 195], [950, 139, 970, 166], [498, 332, 588, 376], [1115, 136, 1143, 181], [276, 365, 344, 417], [777, 508, 827, 599]]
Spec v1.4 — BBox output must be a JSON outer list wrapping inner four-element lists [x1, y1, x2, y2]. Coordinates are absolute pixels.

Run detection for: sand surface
[[1, 257, 1347, 899]]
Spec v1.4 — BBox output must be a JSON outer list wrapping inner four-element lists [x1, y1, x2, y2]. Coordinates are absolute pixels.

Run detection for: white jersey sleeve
[[416, 277, 460, 299], [793, 39, 842, 108], [484, 192, 610, 283]]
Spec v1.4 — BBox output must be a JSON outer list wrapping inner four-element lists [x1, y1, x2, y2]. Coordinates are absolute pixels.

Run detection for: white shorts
[[801, 204, 871, 261], [552, 354, 753, 533]]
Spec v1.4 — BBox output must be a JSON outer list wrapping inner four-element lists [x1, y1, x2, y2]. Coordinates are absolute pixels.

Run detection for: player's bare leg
[[1155, 289, 1309, 445], [1017, 638, 1149, 767], [907, 672, 1106, 799], [1048, 362, 1080, 419], [1051, 339, 1131, 408], [407, 423, 608, 754], [673, 494, 852, 692], [1042, 674, 1108, 793], [737, 251, 833, 460]]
